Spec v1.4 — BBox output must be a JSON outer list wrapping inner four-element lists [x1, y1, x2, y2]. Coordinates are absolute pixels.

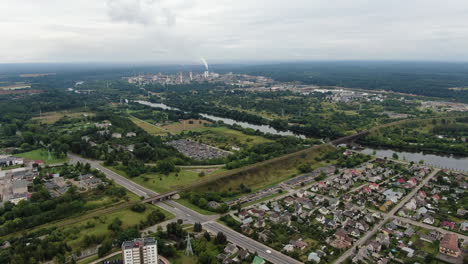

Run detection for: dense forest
[[224, 61, 468, 102], [3, 61, 468, 102]]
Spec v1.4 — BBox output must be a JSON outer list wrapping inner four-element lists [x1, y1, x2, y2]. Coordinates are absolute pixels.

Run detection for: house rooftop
[[440, 233, 459, 252]]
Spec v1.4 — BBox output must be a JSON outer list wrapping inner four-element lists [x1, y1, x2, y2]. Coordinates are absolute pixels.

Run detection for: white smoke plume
[[200, 57, 209, 71], [106, 0, 176, 27]]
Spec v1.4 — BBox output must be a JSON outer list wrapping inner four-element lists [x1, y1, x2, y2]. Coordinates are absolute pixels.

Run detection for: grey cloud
[[106, 0, 176, 26]]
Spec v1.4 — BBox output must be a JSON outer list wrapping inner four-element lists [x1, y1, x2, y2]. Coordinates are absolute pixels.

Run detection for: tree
[[214, 232, 227, 245], [298, 162, 312, 173], [198, 251, 216, 264], [98, 239, 113, 258], [203, 231, 211, 241], [84, 163, 91, 172], [108, 217, 122, 232], [193, 222, 202, 232], [157, 160, 175, 175], [392, 153, 399, 160], [131, 204, 146, 213]]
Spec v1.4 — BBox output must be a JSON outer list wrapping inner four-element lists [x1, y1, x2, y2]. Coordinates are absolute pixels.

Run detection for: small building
[[439, 233, 460, 257], [252, 256, 265, 264], [308, 252, 321, 263], [12, 180, 28, 194], [126, 132, 137, 137], [224, 243, 239, 256], [95, 121, 112, 129], [112, 133, 122, 139], [10, 192, 28, 205], [208, 201, 220, 209]]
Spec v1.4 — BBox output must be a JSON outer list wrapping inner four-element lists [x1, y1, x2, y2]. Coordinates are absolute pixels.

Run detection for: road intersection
[[68, 153, 301, 264], [70, 153, 465, 264]]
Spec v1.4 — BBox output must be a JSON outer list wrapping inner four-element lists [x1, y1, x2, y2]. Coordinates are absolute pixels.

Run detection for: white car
[[266, 250, 271, 254]]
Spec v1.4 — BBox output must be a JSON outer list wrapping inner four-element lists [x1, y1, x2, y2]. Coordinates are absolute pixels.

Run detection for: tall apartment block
[[122, 238, 158, 264]]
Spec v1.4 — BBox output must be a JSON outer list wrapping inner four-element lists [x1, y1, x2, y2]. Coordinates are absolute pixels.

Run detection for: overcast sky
[[2, 0, 468, 64]]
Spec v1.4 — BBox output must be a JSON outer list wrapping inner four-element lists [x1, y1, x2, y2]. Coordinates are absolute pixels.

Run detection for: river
[[135, 100, 306, 138], [359, 147, 468, 172], [136, 100, 467, 171]]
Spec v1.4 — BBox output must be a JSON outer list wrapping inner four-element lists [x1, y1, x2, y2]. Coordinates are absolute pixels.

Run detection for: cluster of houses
[[93, 121, 137, 140], [235, 190, 383, 263], [44, 173, 104, 197], [0, 162, 105, 203], [309, 161, 403, 198], [166, 139, 231, 160], [80, 121, 138, 152], [353, 219, 463, 263], [340, 163, 431, 212], [326, 90, 385, 103], [216, 243, 265, 264], [399, 170, 468, 234]]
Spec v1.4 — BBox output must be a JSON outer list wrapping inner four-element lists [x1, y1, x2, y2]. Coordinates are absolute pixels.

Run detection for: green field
[[14, 148, 68, 165], [32, 110, 94, 124], [192, 144, 336, 192], [106, 165, 225, 193], [162, 119, 211, 133], [129, 116, 169, 136], [64, 204, 173, 250], [187, 126, 272, 149]]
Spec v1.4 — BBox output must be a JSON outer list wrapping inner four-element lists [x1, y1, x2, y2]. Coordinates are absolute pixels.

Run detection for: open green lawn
[[187, 126, 272, 149], [14, 148, 68, 165], [65, 204, 172, 250], [129, 116, 169, 136], [168, 239, 222, 264], [193, 144, 336, 193], [169, 252, 197, 264], [106, 165, 225, 193]]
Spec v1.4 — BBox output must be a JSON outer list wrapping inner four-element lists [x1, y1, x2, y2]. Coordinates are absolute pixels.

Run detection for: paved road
[[69, 154, 298, 264], [204, 221, 302, 264], [68, 153, 153, 198], [334, 168, 441, 263], [394, 216, 468, 241]]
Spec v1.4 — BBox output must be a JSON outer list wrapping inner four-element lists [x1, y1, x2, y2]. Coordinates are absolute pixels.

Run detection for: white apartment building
[[122, 238, 158, 264]]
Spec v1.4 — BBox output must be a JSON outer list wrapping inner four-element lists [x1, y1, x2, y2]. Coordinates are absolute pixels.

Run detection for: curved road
[[68, 153, 301, 264]]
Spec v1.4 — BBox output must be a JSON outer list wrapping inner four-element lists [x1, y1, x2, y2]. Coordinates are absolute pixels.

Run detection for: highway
[[69, 154, 152, 198], [68, 154, 300, 264]]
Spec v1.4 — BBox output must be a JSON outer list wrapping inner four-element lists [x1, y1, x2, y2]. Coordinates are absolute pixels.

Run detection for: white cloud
[[1, 0, 468, 63]]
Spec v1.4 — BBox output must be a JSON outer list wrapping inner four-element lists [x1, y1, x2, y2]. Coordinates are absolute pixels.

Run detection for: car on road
[[266, 250, 271, 254]]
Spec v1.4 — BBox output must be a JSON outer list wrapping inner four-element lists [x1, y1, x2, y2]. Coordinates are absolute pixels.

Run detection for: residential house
[[330, 229, 353, 249], [307, 252, 321, 263], [282, 244, 294, 252], [252, 256, 265, 264], [439, 233, 460, 257], [126, 132, 137, 137], [112, 133, 122, 139], [224, 243, 239, 256], [420, 230, 440, 243], [422, 214, 435, 225], [291, 240, 307, 251]]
